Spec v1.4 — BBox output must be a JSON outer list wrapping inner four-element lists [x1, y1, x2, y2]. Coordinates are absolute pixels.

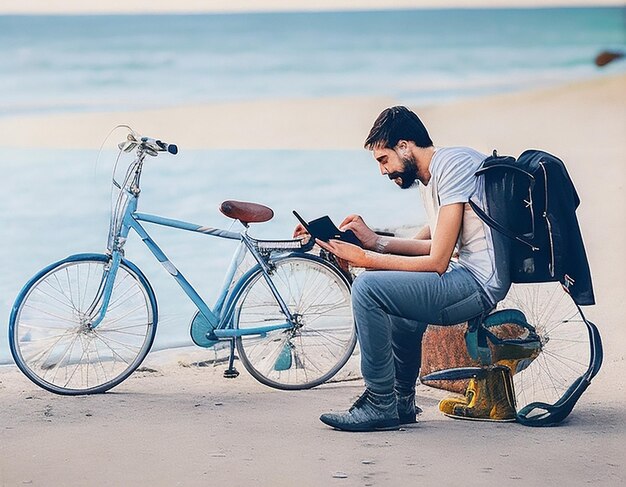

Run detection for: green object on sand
[[274, 341, 294, 371]]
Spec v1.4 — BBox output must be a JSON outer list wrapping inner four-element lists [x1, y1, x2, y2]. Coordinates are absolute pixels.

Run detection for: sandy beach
[[0, 72, 624, 486]]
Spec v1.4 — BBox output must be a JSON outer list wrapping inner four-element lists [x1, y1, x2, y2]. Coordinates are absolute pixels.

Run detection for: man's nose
[[378, 163, 387, 175]]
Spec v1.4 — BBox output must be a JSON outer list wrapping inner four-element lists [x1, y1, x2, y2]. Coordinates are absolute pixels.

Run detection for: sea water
[[0, 8, 624, 363], [1, 8, 625, 115]]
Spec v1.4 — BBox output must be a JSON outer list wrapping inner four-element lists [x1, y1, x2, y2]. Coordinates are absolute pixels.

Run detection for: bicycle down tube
[[91, 207, 296, 340]]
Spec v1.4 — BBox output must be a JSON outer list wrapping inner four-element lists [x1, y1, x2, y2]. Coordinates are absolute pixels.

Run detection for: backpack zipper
[[540, 161, 555, 277]]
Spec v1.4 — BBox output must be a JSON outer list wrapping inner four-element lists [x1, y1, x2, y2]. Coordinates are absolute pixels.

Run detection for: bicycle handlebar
[[141, 136, 178, 155], [118, 132, 178, 156]]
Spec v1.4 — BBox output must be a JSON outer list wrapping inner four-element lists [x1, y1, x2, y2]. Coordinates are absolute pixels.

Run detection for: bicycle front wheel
[[235, 254, 356, 390], [9, 253, 157, 395]]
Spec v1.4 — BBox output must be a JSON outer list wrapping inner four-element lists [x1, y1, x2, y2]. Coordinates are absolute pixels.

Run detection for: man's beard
[[388, 155, 418, 189]]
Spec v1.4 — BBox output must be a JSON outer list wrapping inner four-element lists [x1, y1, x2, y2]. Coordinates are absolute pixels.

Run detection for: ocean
[[1, 8, 625, 115], [0, 7, 624, 363]]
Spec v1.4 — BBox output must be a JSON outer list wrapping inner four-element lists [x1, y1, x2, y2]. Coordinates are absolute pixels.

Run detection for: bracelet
[[374, 236, 390, 254]]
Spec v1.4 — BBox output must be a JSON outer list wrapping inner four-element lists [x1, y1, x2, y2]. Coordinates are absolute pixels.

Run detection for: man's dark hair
[[364, 106, 433, 150]]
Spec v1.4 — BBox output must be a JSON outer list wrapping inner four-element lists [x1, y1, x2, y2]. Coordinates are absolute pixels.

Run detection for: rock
[[594, 50, 624, 67], [135, 366, 159, 373]]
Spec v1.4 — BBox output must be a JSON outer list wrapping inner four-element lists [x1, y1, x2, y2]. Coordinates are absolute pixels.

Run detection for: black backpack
[[468, 149, 602, 426], [469, 149, 595, 306]]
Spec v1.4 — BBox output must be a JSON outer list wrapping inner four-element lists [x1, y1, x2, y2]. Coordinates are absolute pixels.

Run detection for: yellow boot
[[438, 366, 516, 422], [438, 382, 476, 415]]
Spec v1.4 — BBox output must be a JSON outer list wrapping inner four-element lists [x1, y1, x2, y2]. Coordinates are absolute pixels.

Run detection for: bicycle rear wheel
[[495, 281, 600, 422], [235, 254, 356, 390], [9, 253, 157, 395]]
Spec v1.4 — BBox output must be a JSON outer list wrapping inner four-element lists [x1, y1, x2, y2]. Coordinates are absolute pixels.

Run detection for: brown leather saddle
[[219, 200, 274, 225]]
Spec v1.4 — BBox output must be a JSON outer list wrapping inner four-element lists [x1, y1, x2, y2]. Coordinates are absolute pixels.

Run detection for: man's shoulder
[[434, 146, 486, 162], [431, 146, 487, 175]]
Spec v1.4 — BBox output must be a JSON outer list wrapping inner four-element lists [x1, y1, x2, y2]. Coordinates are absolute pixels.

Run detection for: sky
[[0, 0, 622, 14]]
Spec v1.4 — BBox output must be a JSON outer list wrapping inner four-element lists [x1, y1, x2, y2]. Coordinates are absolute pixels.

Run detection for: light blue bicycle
[[9, 130, 357, 395]]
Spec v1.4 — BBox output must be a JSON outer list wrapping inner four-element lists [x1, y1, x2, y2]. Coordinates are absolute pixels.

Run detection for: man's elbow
[[432, 259, 449, 276]]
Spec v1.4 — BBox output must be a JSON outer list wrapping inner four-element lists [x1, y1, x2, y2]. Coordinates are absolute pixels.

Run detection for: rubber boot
[[320, 389, 400, 432], [438, 388, 474, 416], [438, 366, 517, 422]]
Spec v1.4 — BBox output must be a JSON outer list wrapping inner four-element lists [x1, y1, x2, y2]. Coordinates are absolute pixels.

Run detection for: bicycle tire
[[495, 281, 600, 422], [234, 254, 356, 390], [9, 253, 158, 395]]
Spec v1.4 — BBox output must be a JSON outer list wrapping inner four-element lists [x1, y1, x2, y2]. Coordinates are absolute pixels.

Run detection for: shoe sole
[[443, 413, 516, 423], [320, 418, 400, 432]]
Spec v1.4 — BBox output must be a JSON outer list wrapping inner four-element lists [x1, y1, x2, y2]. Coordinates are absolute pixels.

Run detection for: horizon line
[[1, 1, 623, 16]]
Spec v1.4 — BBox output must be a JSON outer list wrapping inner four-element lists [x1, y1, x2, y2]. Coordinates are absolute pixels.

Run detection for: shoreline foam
[[0, 73, 624, 151]]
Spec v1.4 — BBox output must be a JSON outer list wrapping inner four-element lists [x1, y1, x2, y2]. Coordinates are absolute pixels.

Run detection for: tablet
[[293, 210, 362, 247]]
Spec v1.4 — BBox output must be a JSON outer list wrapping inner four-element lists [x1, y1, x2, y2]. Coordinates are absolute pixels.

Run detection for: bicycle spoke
[[12, 257, 155, 394], [92, 330, 144, 354], [236, 256, 355, 389], [23, 303, 78, 324], [499, 281, 592, 416]]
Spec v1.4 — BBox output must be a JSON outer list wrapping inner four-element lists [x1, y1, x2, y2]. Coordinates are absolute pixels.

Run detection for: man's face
[[373, 146, 418, 189]]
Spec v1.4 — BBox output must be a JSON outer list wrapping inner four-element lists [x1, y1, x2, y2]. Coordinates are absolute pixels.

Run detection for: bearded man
[[313, 106, 510, 431]]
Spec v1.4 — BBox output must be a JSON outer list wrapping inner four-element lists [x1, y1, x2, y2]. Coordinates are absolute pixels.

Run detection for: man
[[309, 106, 510, 431]]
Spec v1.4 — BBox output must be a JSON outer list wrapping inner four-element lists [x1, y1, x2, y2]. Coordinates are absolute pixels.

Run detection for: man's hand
[[316, 238, 370, 268], [292, 223, 311, 243], [317, 204, 463, 274], [339, 215, 379, 250]]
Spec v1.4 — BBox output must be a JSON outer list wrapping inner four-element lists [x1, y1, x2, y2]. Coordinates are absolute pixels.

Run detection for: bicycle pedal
[[223, 368, 240, 379]]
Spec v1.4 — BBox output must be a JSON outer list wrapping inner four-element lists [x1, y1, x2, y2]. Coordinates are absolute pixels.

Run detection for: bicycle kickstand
[[223, 338, 240, 379]]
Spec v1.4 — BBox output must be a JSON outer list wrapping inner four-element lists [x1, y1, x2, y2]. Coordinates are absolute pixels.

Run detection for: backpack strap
[[474, 163, 535, 178], [469, 200, 539, 251]]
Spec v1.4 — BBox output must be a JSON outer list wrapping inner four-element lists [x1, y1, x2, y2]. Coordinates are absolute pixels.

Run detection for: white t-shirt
[[418, 146, 509, 304]]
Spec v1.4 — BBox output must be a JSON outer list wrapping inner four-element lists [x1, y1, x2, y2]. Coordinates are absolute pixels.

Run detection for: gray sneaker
[[320, 389, 400, 432], [396, 390, 422, 425]]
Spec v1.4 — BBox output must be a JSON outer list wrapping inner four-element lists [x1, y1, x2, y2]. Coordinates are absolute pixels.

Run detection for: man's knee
[[352, 271, 385, 307]]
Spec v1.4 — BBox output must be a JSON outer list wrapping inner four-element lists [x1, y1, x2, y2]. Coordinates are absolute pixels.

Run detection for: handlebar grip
[[144, 137, 178, 155], [155, 140, 177, 155]]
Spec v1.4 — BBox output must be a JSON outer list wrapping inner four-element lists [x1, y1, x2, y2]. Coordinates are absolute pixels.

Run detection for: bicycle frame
[[89, 151, 302, 343]]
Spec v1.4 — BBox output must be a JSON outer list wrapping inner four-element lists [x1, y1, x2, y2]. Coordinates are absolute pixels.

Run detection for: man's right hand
[[339, 215, 379, 250]]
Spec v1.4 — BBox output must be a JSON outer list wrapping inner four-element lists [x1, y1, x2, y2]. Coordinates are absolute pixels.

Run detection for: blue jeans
[[351, 263, 492, 395]]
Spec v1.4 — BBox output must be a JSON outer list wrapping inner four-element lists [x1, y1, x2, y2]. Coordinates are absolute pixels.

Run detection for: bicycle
[[8, 130, 357, 395]]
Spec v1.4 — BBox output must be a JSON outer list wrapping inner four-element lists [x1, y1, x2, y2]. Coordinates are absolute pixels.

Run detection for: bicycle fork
[[85, 252, 123, 330]]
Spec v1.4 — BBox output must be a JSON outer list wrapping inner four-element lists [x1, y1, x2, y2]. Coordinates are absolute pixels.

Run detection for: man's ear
[[397, 140, 409, 154]]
